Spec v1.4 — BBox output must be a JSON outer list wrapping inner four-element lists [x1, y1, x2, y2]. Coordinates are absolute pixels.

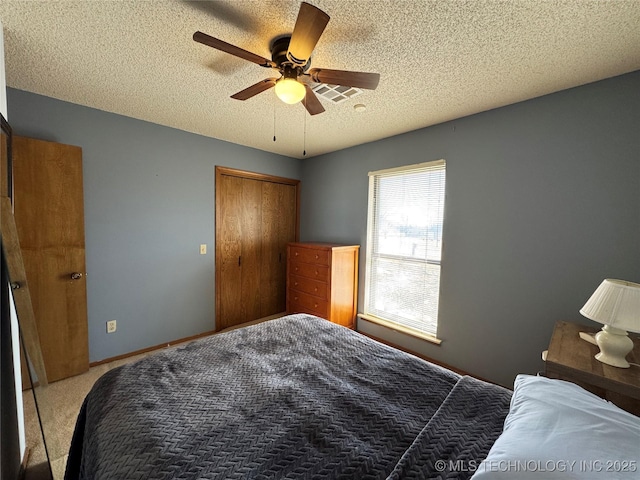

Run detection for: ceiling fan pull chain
[[273, 94, 277, 142], [303, 101, 307, 156]]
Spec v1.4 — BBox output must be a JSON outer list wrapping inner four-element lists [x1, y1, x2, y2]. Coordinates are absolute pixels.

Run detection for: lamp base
[[594, 325, 633, 368]]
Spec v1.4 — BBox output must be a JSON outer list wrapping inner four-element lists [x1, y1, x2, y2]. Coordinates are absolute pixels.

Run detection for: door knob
[[71, 272, 83, 280], [10, 282, 21, 290]]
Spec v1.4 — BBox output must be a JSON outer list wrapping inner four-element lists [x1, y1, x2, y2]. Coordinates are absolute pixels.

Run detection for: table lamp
[[579, 279, 640, 368]]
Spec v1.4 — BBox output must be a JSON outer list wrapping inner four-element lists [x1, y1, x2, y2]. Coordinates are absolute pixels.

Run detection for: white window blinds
[[364, 160, 446, 338]]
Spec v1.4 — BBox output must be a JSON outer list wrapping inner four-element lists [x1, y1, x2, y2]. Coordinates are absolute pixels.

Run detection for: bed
[[65, 314, 640, 480]]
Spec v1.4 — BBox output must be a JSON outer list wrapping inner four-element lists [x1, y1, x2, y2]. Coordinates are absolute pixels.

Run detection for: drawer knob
[[314, 287, 318, 292], [314, 303, 318, 308], [315, 254, 319, 259], [295, 252, 299, 256], [294, 282, 298, 286], [295, 267, 299, 272], [294, 296, 298, 301]]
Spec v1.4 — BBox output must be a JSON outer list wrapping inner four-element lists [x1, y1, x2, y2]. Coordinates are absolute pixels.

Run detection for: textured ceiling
[[0, 0, 639, 159]]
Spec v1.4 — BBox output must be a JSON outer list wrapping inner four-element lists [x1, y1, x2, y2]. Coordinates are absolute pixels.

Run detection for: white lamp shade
[[579, 279, 640, 333]]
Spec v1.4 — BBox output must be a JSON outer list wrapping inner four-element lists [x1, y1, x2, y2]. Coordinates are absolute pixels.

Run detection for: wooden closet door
[[12, 136, 89, 383], [217, 174, 264, 330], [217, 174, 243, 330], [216, 167, 299, 331], [240, 178, 262, 322], [273, 183, 297, 313], [260, 182, 296, 317]]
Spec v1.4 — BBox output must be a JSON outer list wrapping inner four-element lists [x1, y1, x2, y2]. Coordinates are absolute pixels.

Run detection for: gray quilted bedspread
[[65, 314, 510, 480]]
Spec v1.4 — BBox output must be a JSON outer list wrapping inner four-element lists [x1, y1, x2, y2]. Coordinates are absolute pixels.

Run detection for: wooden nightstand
[[545, 321, 640, 416]]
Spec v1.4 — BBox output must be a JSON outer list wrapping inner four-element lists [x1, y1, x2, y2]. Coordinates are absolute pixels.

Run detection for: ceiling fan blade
[[308, 68, 380, 90], [193, 31, 275, 68], [287, 2, 330, 66], [303, 85, 325, 115], [231, 78, 278, 100]]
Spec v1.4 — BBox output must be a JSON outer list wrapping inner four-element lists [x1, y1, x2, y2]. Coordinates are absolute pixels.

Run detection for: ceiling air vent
[[311, 84, 363, 104]]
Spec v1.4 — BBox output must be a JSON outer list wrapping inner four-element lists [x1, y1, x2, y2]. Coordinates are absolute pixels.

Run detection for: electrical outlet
[[200, 244, 207, 255], [106, 320, 117, 333]]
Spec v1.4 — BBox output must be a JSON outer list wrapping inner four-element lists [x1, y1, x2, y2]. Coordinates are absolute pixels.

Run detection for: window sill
[[357, 313, 442, 345]]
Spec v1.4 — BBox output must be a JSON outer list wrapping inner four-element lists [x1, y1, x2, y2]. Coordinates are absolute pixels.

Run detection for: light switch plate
[[200, 244, 207, 255]]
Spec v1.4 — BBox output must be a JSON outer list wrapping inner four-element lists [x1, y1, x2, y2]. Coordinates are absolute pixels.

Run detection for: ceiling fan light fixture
[[275, 77, 306, 105], [194, 2, 379, 116]]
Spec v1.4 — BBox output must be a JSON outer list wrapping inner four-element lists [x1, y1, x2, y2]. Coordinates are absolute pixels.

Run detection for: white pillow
[[470, 374, 640, 479]]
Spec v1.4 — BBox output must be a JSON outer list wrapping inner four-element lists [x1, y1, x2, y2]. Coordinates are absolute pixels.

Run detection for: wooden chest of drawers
[[286, 243, 359, 329]]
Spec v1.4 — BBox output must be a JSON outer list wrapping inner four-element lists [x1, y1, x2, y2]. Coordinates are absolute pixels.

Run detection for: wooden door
[[216, 175, 263, 330], [217, 174, 243, 330], [240, 178, 263, 322], [12, 136, 89, 383], [216, 167, 299, 331], [261, 182, 296, 317]]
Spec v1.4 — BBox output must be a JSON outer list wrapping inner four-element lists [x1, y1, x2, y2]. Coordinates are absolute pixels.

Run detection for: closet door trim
[[215, 166, 300, 331]]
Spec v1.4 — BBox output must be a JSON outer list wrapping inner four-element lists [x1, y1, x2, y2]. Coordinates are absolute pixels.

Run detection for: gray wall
[[300, 71, 640, 387], [7, 72, 640, 386], [7, 88, 301, 362]]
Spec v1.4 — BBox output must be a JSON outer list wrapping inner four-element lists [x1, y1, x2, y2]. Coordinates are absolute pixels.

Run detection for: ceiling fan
[[193, 2, 380, 115]]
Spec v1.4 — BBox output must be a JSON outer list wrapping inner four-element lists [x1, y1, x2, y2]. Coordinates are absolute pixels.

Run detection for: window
[[363, 160, 446, 341]]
